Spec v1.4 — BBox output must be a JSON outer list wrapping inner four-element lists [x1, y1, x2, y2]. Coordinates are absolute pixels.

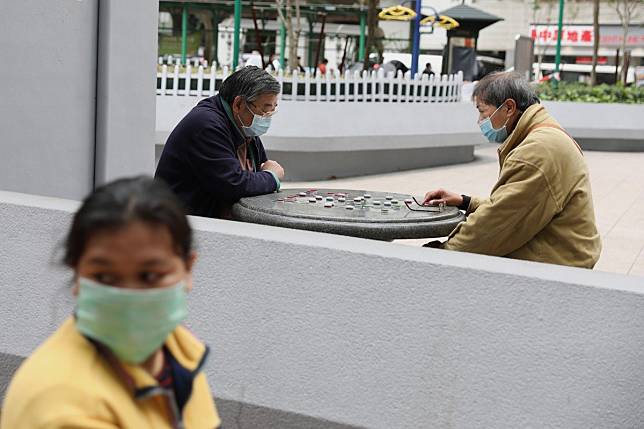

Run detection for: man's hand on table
[[423, 188, 463, 207], [261, 160, 285, 181]]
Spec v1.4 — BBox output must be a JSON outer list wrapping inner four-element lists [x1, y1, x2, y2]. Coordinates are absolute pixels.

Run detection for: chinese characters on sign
[[530, 25, 644, 48]]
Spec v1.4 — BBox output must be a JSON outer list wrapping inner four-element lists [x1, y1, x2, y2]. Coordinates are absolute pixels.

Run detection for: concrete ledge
[[4, 191, 644, 428], [542, 101, 644, 152]]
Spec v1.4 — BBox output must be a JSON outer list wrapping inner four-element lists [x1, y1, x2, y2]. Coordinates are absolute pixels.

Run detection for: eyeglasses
[[249, 101, 278, 118], [404, 196, 445, 212]]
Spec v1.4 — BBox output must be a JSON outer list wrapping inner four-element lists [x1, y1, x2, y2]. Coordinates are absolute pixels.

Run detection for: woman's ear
[[184, 251, 197, 292], [72, 274, 80, 296]]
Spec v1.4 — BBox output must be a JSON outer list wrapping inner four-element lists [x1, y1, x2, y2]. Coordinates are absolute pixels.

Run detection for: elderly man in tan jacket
[[424, 72, 601, 268]]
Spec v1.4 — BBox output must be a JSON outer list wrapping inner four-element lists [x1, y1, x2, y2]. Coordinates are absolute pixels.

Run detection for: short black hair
[[472, 71, 540, 111], [64, 176, 192, 267], [218, 66, 281, 105]]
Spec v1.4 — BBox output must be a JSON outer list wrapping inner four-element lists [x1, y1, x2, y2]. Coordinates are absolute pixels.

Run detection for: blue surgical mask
[[478, 104, 509, 143], [240, 104, 272, 137]]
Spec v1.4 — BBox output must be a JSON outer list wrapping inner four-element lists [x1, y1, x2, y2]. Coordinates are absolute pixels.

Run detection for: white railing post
[[160, 64, 168, 96], [443, 75, 451, 103], [449, 74, 456, 102], [395, 70, 403, 103], [208, 65, 216, 97], [371, 71, 378, 102], [427, 74, 435, 102], [412, 73, 420, 103], [405, 71, 413, 103], [172, 63, 179, 96], [343, 71, 350, 102], [184, 64, 192, 96], [415, 73, 423, 103], [457, 71, 464, 102], [291, 70, 299, 101], [315, 72, 322, 102], [323, 71, 330, 102], [384, 71, 393, 102], [277, 69, 285, 98], [304, 70, 311, 102], [421, 73, 430, 102], [352, 71, 360, 102], [362, 70, 368, 102], [334, 70, 341, 103], [196, 65, 204, 97]]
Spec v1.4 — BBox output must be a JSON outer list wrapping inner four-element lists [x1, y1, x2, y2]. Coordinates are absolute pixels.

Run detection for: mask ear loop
[[485, 102, 510, 130]]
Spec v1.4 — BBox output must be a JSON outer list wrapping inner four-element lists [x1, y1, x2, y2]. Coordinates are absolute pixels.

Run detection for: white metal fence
[[156, 65, 463, 103]]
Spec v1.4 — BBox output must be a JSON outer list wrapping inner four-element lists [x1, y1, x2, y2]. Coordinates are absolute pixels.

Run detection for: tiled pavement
[[284, 145, 644, 277]]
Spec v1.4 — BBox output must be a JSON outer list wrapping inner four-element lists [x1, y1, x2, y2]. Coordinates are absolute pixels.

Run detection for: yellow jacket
[[443, 104, 601, 268], [1, 317, 220, 429]]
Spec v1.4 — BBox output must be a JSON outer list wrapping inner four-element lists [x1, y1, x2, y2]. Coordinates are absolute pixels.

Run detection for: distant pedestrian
[[318, 58, 328, 75], [296, 56, 306, 74], [422, 62, 435, 77]]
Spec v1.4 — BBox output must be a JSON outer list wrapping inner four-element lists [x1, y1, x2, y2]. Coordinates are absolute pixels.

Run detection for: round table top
[[231, 188, 465, 240]]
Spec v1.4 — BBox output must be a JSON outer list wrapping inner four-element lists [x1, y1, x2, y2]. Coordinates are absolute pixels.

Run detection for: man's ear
[[505, 98, 518, 117], [232, 96, 244, 114]]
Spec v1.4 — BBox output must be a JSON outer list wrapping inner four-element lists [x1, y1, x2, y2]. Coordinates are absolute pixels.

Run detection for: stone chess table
[[231, 188, 466, 240]]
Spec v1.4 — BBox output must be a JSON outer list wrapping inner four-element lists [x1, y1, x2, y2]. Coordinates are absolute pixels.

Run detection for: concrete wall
[[95, 0, 158, 185], [2, 191, 644, 428], [0, 0, 158, 200], [156, 97, 644, 178], [0, 1, 98, 199], [156, 97, 484, 179]]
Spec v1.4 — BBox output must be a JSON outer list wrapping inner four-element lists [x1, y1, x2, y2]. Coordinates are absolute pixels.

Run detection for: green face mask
[[75, 277, 188, 364]]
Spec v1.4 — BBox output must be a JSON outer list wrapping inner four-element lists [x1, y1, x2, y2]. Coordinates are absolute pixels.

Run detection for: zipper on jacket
[[136, 386, 185, 429]]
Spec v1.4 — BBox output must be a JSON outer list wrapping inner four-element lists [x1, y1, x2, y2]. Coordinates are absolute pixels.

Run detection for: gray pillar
[[94, 0, 159, 186], [0, 1, 98, 200]]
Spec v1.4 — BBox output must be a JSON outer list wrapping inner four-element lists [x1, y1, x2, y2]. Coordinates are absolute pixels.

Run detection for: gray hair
[[219, 66, 281, 104], [472, 71, 540, 111]]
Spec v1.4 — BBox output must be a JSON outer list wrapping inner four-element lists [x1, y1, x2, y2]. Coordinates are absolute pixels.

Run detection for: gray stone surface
[[232, 188, 465, 240], [0, 352, 23, 402]]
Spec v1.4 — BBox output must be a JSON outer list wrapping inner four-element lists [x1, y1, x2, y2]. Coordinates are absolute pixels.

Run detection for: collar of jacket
[[87, 324, 209, 397], [497, 103, 552, 167], [219, 96, 251, 146]]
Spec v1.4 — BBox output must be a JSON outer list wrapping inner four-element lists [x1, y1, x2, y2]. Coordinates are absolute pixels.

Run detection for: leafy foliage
[[536, 82, 644, 104]]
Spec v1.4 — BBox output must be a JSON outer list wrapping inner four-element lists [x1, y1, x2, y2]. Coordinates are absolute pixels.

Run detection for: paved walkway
[[284, 145, 644, 277]]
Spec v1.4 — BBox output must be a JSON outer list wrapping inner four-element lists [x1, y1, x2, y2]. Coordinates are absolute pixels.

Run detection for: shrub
[[536, 82, 644, 104]]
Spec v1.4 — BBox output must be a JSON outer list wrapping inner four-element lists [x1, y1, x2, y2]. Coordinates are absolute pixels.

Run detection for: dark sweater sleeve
[[185, 124, 278, 201]]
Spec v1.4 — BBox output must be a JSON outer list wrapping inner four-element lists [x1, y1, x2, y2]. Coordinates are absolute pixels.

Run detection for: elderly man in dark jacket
[[155, 66, 284, 218]]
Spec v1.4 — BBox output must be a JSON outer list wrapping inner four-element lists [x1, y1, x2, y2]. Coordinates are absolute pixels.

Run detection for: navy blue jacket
[[155, 95, 278, 218]]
